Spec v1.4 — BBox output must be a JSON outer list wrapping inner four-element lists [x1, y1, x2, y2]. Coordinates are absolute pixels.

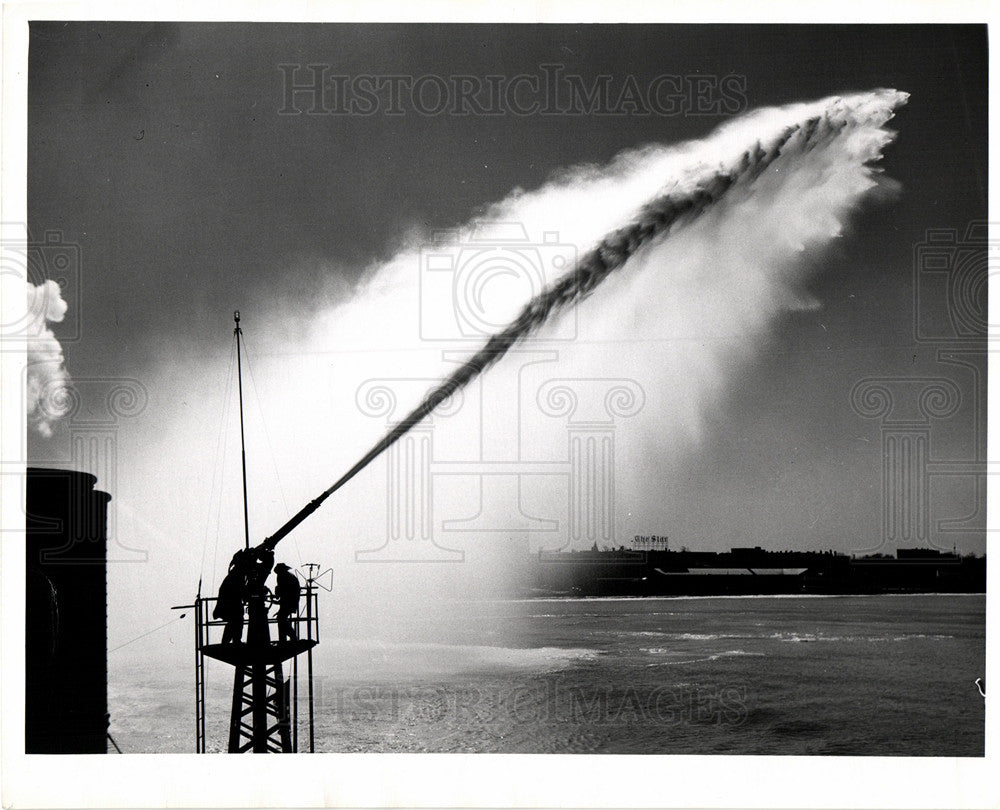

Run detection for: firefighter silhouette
[[273, 563, 301, 642], [214, 551, 249, 644]]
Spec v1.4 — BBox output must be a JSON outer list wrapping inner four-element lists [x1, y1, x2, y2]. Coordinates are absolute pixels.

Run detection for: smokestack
[[25, 468, 110, 754]]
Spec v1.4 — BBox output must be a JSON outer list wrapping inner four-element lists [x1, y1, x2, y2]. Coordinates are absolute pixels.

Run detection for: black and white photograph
[[1, 3, 994, 808]]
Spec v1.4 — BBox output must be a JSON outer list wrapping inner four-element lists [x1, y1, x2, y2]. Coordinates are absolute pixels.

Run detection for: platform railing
[[195, 591, 320, 649]]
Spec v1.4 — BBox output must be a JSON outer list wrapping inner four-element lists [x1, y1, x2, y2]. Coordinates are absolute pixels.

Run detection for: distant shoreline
[[528, 547, 985, 598], [502, 592, 988, 603]]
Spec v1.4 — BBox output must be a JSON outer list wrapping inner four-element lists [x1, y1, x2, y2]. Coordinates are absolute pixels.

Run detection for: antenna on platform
[[301, 563, 334, 592], [234, 311, 250, 551]]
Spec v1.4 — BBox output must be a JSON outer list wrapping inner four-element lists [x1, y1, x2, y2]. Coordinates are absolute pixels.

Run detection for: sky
[[23, 23, 988, 665]]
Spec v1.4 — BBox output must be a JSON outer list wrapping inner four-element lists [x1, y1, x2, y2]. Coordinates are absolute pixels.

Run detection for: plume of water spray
[[116, 88, 912, 669], [259, 88, 908, 553]]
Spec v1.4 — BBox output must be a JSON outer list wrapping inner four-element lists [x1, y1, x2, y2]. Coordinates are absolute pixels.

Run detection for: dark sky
[[29, 24, 986, 367], [27, 23, 988, 557]]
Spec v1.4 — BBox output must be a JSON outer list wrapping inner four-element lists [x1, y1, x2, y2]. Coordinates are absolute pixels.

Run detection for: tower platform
[[202, 639, 317, 667]]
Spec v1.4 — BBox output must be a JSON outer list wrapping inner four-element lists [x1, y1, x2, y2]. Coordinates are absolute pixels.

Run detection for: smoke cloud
[[26, 279, 72, 438]]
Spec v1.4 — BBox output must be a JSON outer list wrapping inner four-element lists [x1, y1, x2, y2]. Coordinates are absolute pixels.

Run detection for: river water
[[109, 593, 985, 755]]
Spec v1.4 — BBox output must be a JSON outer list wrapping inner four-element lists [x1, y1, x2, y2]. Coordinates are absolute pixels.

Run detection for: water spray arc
[[257, 90, 907, 555], [188, 88, 908, 752]]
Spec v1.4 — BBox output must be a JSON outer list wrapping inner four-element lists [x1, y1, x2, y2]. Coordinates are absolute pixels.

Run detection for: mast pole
[[234, 311, 250, 551]]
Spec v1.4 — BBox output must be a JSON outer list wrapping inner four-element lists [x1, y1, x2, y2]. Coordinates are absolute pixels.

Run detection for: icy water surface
[[110, 594, 985, 755]]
